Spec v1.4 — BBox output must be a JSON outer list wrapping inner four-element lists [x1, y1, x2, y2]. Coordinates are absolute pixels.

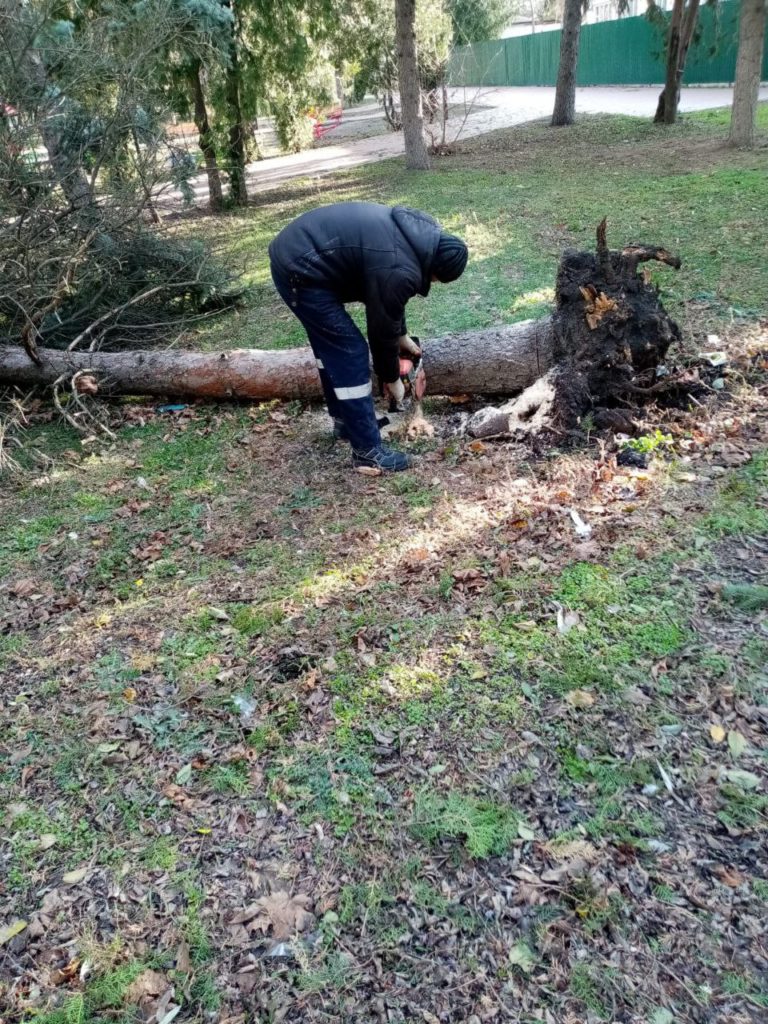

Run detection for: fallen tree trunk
[[0, 223, 681, 432], [0, 320, 556, 399]]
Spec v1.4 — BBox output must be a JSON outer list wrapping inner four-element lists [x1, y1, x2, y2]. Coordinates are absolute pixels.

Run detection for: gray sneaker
[[352, 446, 413, 472]]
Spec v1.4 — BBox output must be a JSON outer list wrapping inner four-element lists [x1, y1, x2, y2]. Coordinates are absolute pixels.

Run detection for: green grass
[[702, 451, 768, 537], [411, 788, 522, 858], [187, 106, 768, 353], [722, 583, 768, 611], [26, 960, 150, 1024], [2, 108, 768, 1024], [480, 557, 690, 698], [268, 744, 377, 834]]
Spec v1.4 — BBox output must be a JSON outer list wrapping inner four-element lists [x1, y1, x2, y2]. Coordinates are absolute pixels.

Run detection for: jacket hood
[[392, 206, 442, 296]]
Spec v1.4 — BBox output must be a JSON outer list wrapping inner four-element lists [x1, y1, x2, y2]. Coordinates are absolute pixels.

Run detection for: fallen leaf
[[573, 540, 601, 559], [556, 606, 580, 635], [9, 578, 38, 598], [517, 822, 535, 841], [721, 769, 760, 790], [565, 689, 595, 708], [714, 865, 746, 888], [51, 957, 83, 985], [709, 724, 726, 743], [125, 969, 168, 1004], [727, 730, 748, 759], [543, 839, 600, 864], [0, 920, 27, 945], [122, 687, 137, 702], [175, 763, 193, 785], [231, 902, 262, 925], [253, 891, 314, 940], [508, 940, 536, 973], [175, 940, 191, 974], [404, 547, 430, 568], [62, 867, 88, 885], [541, 858, 588, 883], [38, 833, 58, 851]]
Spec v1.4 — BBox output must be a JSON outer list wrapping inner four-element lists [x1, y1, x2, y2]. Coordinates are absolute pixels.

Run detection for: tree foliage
[[447, 0, 517, 44], [348, 0, 452, 130], [0, 0, 236, 354]]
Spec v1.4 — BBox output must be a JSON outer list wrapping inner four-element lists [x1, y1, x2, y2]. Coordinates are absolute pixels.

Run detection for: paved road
[[161, 85, 767, 211]]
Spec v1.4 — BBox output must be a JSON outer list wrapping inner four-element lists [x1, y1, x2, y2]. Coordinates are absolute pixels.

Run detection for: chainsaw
[[384, 337, 427, 414]]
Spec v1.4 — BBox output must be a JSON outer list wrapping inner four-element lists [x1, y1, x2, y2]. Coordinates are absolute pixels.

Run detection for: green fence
[[449, 2, 768, 87]]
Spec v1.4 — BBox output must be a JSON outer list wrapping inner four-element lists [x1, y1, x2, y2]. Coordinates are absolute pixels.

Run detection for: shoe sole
[[353, 460, 413, 474]]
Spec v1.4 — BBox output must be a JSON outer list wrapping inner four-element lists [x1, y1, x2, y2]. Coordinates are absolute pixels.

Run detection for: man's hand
[[399, 334, 421, 357], [385, 379, 405, 404]]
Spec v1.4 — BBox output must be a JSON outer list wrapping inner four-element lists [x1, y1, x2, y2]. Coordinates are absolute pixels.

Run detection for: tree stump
[[468, 219, 681, 437]]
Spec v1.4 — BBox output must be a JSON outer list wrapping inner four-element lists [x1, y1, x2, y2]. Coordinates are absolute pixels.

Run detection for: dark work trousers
[[271, 263, 381, 452]]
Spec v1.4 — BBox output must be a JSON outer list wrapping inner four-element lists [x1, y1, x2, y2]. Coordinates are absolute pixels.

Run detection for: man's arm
[[365, 270, 419, 385]]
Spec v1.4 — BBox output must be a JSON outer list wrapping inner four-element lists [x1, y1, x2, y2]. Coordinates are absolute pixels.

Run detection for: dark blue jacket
[[269, 202, 442, 382]]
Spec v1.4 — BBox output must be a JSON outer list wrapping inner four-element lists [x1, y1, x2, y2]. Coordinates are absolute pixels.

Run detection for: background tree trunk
[[190, 62, 225, 212], [729, 0, 768, 148], [5, 0, 94, 212], [395, 0, 430, 169], [224, 2, 248, 205], [551, 0, 584, 127], [654, 0, 700, 124]]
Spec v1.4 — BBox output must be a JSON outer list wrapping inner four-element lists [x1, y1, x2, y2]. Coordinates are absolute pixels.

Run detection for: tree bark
[[729, 0, 768, 148], [0, 227, 682, 441], [3, 0, 94, 212], [223, 2, 248, 205], [654, 0, 700, 125], [190, 61, 225, 213], [395, 0, 430, 169], [551, 0, 584, 126], [0, 321, 556, 400]]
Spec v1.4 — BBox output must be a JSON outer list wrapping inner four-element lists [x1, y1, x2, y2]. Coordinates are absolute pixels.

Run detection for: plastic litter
[[232, 694, 257, 722], [156, 404, 189, 413], [264, 942, 293, 959], [698, 351, 728, 367], [568, 509, 592, 539]]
